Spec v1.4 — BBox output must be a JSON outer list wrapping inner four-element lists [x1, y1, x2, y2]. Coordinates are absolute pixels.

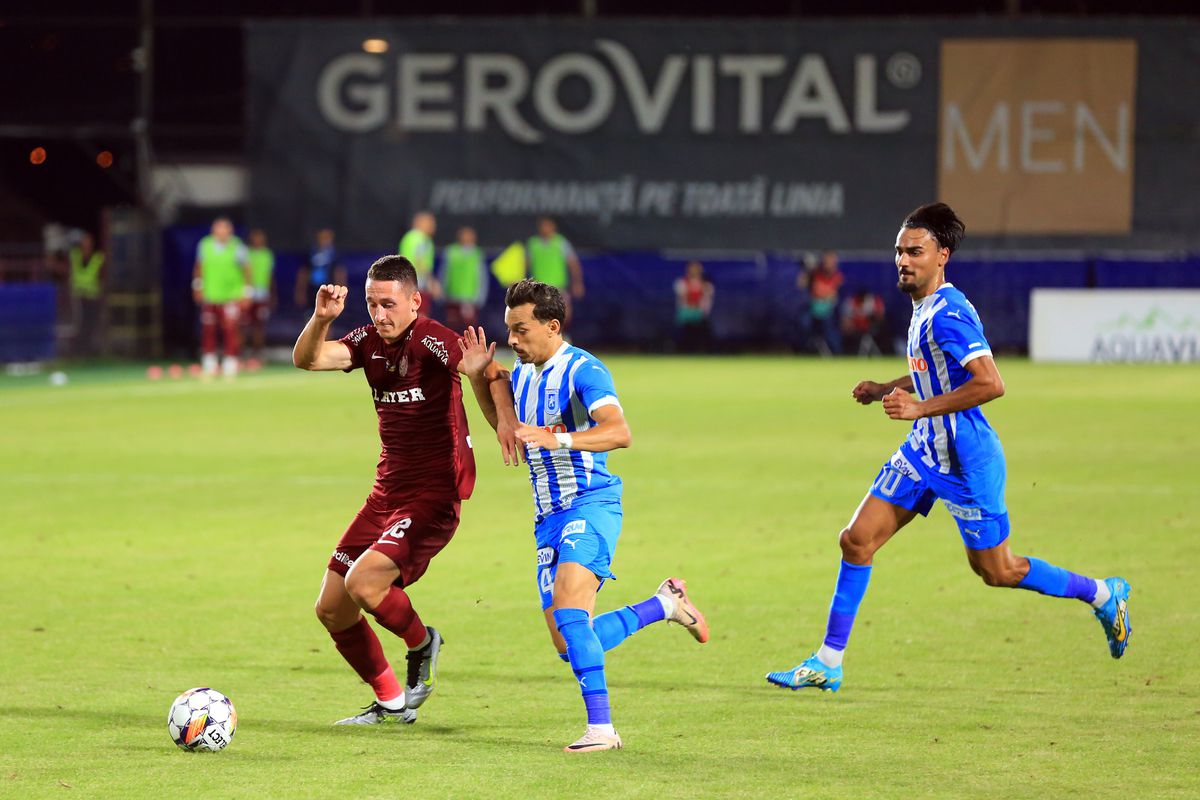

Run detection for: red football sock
[[328, 617, 403, 702], [368, 587, 428, 649]]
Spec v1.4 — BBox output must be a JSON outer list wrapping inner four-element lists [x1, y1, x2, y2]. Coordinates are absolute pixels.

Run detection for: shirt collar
[[913, 281, 954, 309], [534, 341, 571, 375]]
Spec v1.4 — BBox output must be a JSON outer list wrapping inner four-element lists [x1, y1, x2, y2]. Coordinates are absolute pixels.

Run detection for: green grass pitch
[[1, 357, 1198, 799]]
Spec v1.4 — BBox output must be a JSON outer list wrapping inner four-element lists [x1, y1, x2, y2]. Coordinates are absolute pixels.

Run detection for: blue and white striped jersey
[[511, 342, 623, 521], [901, 283, 1002, 474]]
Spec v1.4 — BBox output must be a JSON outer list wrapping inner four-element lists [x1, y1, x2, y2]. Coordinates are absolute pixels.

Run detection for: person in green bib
[[527, 217, 584, 326], [69, 231, 105, 357], [192, 217, 252, 378], [399, 211, 442, 317], [246, 229, 275, 366], [438, 226, 489, 333]]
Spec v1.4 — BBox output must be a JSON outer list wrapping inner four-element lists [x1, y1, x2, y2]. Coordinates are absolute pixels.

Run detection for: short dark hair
[[505, 279, 565, 325], [902, 202, 966, 254], [367, 255, 418, 289]]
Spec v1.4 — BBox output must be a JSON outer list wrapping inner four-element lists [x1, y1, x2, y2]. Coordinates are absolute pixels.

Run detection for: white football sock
[[376, 694, 406, 711], [221, 355, 238, 377], [654, 592, 675, 618], [588, 723, 616, 736], [816, 644, 844, 669], [201, 353, 218, 375], [1091, 579, 1111, 608]]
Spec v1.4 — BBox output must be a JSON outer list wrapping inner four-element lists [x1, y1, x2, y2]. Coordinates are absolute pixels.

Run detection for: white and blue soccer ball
[[167, 688, 237, 752]]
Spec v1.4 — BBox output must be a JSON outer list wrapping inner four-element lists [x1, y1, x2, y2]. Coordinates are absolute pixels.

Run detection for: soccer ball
[[167, 688, 237, 752]]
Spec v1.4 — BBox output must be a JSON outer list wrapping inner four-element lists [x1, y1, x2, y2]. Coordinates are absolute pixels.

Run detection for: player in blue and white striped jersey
[[767, 203, 1132, 694], [458, 279, 709, 754]]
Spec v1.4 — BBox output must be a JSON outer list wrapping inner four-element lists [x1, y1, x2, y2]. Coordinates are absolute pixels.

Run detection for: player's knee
[[314, 598, 347, 630], [978, 563, 1022, 588], [838, 527, 873, 565], [344, 569, 385, 610]]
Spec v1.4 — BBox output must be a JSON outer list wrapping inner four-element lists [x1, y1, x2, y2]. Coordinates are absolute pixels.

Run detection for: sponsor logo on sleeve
[[422, 335, 449, 365]]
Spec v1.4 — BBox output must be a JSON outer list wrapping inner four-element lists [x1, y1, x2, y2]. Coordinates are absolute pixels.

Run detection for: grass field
[[2, 356, 1198, 799]]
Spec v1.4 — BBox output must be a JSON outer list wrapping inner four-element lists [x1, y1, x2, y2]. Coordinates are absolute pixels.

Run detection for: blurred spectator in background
[[840, 287, 886, 356], [295, 228, 346, 309], [193, 217, 251, 378], [68, 231, 105, 358], [800, 250, 844, 355], [439, 226, 488, 333], [527, 216, 584, 326], [245, 228, 275, 366], [674, 260, 715, 353], [399, 211, 441, 315]]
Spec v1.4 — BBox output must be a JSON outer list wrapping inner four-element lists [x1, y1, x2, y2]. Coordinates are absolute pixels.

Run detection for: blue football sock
[[554, 607, 611, 725], [823, 560, 873, 651], [1017, 557, 1098, 602], [592, 597, 665, 651]]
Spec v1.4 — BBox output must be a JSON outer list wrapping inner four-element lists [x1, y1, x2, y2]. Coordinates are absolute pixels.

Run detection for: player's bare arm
[[881, 356, 1005, 421], [292, 284, 353, 371], [457, 326, 524, 465], [852, 375, 915, 405], [515, 404, 631, 453]]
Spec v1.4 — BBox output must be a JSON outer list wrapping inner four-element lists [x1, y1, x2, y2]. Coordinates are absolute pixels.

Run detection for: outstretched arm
[[881, 356, 1005, 421], [515, 404, 631, 454], [852, 375, 915, 405], [458, 327, 524, 466], [293, 285, 353, 371]]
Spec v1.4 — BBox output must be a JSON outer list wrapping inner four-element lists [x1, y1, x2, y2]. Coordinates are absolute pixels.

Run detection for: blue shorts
[[533, 502, 622, 610], [868, 446, 1010, 550]]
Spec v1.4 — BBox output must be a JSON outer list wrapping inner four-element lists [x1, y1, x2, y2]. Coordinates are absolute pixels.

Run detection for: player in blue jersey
[[766, 203, 1132, 693], [458, 279, 710, 753]]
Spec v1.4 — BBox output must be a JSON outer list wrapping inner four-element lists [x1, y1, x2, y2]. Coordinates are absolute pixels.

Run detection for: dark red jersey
[[339, 318, 475, 502]]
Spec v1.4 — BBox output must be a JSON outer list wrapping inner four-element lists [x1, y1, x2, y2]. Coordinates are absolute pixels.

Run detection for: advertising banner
[[246, 20, 1200, 252], [1029, 289, 1200, 362]]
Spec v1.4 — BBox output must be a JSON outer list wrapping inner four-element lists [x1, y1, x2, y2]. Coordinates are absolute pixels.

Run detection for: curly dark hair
[[902, 203, 966, 254]]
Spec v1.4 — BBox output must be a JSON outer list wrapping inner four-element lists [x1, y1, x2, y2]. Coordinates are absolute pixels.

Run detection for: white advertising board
[[1029, 289, 1200, 362]]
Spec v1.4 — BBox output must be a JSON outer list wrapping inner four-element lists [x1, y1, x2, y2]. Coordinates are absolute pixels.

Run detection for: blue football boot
[[1093, 577, 1132, 659], [766, 653, 843, 692]]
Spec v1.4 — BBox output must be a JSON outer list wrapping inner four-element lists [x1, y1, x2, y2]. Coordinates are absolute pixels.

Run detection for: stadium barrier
[[159, 224, 1200, 357], [0, 284, 57, 363]]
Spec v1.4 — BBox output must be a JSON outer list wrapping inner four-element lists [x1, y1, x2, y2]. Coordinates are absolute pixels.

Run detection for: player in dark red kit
[[293, 255, 519, 725]]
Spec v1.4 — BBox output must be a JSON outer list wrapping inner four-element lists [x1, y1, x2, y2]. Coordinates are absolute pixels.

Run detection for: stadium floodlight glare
[[362, 38, 388, 54]]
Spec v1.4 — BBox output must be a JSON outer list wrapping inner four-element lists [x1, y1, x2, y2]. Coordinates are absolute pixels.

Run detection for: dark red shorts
[[328, 495, 461, 588]]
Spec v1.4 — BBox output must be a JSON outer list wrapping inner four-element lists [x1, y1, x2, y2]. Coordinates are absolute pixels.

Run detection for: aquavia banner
[[245, 19, 1199, 251]]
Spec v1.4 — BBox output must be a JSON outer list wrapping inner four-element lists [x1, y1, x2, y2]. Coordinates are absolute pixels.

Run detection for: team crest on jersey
[[546, 391, 560, 416], [394, 355, 408, 376]]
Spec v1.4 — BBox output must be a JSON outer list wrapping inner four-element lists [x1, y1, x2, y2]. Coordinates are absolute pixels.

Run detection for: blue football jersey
[[511, 343, 623, 521], [901, 283, 1002, 473]]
